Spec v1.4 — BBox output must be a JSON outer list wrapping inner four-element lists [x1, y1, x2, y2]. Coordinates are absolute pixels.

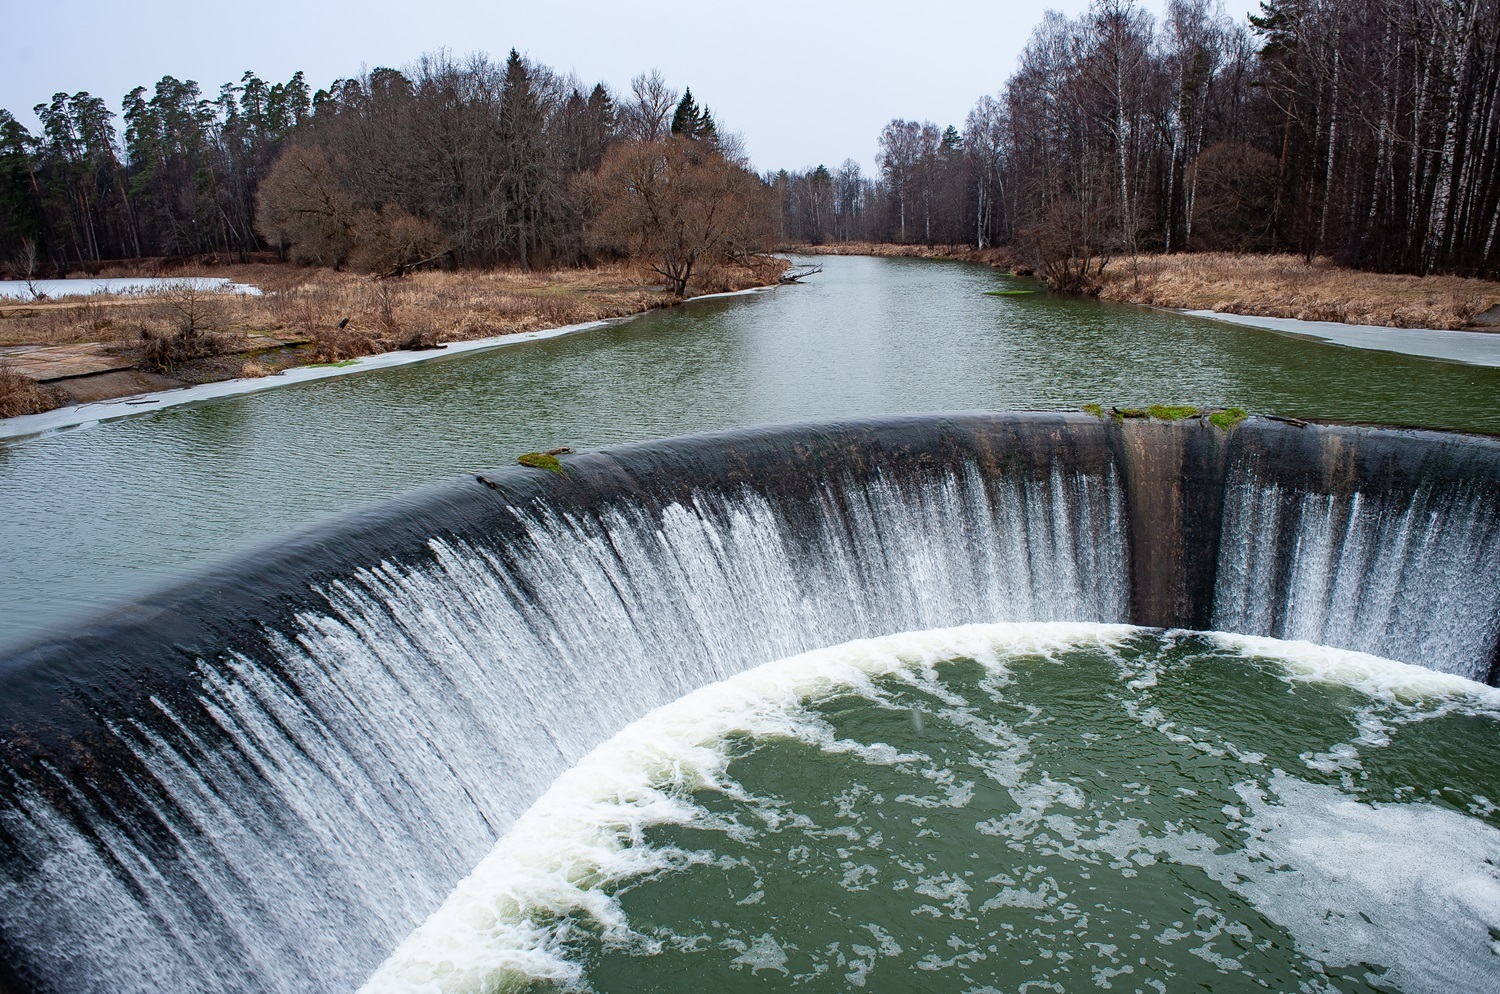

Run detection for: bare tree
[[833, 159, 867, 241], [621, 70, 678, 143], [964, 96, 1008, 249], [349, 206, 450, 275], [590, 137, 769, 296], [255, 145, 358, 266], [12, 238, 44, 300], [877, 119, 940, 242]]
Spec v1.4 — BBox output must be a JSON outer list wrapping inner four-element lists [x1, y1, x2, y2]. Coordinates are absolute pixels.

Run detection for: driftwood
[[373, 250, 453, 281], [780, 264, 823, 284]]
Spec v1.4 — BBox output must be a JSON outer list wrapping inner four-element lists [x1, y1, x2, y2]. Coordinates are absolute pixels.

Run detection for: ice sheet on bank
[[1185, 309, 1500, 368], [0, 277, 264, 300]]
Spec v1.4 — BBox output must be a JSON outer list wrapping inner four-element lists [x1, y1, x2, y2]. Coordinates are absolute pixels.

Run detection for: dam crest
[[1, 411, 1497, 993]]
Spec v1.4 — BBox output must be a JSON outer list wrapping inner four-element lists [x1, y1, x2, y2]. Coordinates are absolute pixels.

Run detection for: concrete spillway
[[0, 412, 1496, 993]]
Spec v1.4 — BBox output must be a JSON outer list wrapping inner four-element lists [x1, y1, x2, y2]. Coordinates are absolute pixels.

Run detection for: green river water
[[1, 255, 1497, 644], [364, 626, 1500, 994]]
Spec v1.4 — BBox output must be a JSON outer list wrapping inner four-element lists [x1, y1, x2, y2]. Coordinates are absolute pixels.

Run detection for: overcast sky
[[2, 0, 1255, 175]]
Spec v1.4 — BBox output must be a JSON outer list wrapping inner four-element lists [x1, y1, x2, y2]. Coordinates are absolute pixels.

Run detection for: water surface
[[365, 625, 1500, 994], [3, 255, 1498, 644]]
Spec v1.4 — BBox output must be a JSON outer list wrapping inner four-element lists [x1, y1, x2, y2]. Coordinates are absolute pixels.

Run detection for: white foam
[[358, 623, 1135, 992], [359, 623, 1500, 993], [1207, 774, 1500, 994], [999, 779, 1500, 994], [1201, 630, 1500, 705], [729, 933, 789, 974]]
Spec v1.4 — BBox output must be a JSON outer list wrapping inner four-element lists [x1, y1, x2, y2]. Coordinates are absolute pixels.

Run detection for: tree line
[[4, 0, 1495, 286], [773, 0, 1499, 279], [0, 53, 767, 288], [1, 71, 312, 270]]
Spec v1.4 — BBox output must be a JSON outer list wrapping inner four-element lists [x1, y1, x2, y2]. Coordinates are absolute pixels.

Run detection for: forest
[[1, 0, 1496, 288], [778, 0, 1500, 281], [0, 52, 768, 292]]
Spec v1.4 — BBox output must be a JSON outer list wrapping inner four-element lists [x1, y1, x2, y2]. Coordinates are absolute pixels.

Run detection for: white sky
[[1, 0, 1257, 175]]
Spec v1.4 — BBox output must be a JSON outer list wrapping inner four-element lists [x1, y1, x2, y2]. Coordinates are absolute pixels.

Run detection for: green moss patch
[[307, 358, 360, 368], [1209, 407, 1249, 430], [518, 451, 564, 473], [1101, 403, 1247, 427]]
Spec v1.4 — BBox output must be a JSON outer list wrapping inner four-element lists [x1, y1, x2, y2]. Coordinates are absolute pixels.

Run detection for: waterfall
[[1212, 429, 1500, 682], [0, 419, 1128, 994], [1, 412, 1497, 994]]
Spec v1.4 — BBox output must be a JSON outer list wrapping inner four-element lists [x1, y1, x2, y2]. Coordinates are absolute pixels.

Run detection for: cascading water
[[0, 412, 1497, 994], [361, 625, 1500, 994], [1213, 477, 1500, 673], [0, 417, 1128, 994], [1211, 425, 1500, 681]]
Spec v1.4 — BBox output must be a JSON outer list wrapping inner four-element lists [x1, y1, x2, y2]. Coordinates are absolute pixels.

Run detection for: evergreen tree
[[0, 111, 42, 260], [670, 88, 700, 136], [670, 88, 718, 143], [498, 49, 551, 268]]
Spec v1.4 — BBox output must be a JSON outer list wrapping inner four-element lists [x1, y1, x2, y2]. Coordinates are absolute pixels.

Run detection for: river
[[2, 254, 1497, 646]]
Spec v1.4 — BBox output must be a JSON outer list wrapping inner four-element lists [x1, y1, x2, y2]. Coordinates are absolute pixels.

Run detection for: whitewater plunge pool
[[2, 254, 1500, 645], [369, 625, 1500, 994]]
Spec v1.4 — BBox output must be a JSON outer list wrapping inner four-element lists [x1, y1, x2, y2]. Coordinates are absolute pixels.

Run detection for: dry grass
[[0, 259, 780, 350], [0, 362, 64, 419], [1098, 253, 1500, 330], [694, 254, 790, 293], [0, 256, 786, 413]]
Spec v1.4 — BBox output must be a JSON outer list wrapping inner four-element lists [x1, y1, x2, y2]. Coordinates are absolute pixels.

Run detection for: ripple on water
[[361, 623, 1500, 994]]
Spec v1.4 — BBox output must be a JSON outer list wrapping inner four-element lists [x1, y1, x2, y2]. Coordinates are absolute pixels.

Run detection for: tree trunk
[[1318, 45, 1339, 253]]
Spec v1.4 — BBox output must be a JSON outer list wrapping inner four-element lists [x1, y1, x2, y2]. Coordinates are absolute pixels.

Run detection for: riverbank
[[1096, 253, 1500, 331], [4, 252, 1498, 644], [788, 243, 1500, 332], [0, 289, 773, 443], [787, 241, 1017, 269], [0, 257, 788, 420]]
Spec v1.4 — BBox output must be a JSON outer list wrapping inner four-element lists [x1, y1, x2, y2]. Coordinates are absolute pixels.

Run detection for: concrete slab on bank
[[0, 343, 137, 380]]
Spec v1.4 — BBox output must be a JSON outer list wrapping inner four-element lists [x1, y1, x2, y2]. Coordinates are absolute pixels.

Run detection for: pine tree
[[670, 88, 700, 136], [0, 111, 43, 261], [499, 49, 551, 268], [670, 88, 718, 143]]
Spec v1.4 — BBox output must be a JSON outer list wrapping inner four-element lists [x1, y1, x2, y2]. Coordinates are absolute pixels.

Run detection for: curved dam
[[0, 411, 1498, 993]]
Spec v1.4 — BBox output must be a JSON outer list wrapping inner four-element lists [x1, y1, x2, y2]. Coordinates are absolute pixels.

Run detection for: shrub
[[139, 326, 225, 373], [0, 363, 62, 418]]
